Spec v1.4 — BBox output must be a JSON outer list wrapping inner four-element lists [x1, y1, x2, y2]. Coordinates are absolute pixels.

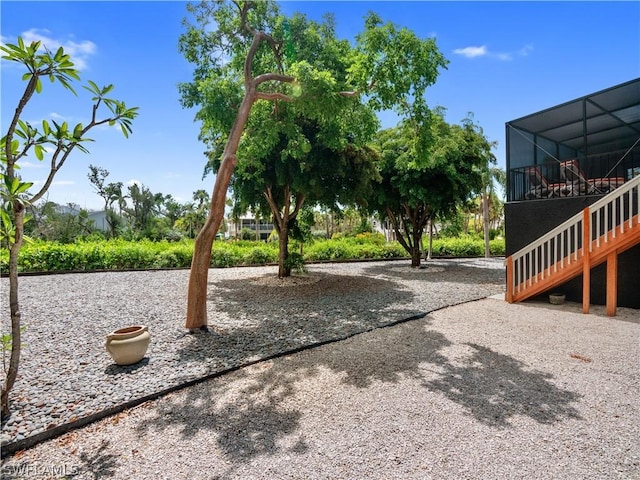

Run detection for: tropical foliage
[[0, 36, 137, 416]]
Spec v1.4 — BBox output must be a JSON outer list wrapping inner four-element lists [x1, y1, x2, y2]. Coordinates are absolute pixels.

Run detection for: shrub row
[[305, 236, 406, 261], [0, 236, 505, 273], [430, 236, 505, 257]]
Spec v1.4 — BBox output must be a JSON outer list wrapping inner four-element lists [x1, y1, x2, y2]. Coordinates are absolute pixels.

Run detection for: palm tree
[[480, 166, 506, 257]]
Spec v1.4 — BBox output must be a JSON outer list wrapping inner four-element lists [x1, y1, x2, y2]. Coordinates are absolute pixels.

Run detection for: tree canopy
[[0, 37, 137, 416], [371, 110, 494, 267], [179, 0, 448, 329]]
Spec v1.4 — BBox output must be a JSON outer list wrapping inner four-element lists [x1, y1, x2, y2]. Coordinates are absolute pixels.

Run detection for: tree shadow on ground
[[362, 258, 505, 287], [299, 320, 581, 427], [173, 273, 420, 373], [135, 316, 582, 472], [134, 362, 311, 478], [1, 439, 118, 479], [75, 439, 119, 479], [423, 342, 582, 427]]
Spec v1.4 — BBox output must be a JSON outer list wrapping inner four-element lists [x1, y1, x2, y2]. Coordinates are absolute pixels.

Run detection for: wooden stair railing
[[506, 174, 640, 316]]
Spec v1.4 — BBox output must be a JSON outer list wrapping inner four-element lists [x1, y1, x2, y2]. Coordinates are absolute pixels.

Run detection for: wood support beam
[[582, 208, 591, 314], [606, 251, 618, 317]]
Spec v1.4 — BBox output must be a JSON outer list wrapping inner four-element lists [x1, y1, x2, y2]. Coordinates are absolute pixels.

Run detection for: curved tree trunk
[[185, 92, 256, 330], [2, 207, 25, 418], [183, 13, 297, 330]]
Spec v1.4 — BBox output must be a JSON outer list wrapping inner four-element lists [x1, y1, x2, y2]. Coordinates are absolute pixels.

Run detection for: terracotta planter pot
[[105, 325, 150, 366]]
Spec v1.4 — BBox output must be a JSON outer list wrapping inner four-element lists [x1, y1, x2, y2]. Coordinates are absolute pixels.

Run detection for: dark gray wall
[[505, 197, 640, 309]]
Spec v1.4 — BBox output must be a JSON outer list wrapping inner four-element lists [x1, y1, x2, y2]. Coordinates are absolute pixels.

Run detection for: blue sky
[[2, 1, 639, 211]]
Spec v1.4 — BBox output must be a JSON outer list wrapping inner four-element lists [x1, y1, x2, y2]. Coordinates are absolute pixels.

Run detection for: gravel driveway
[[1, 259, 638, 479]]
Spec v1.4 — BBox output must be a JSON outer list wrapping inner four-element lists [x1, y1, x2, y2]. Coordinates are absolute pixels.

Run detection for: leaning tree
[[0, 38, 137, 416], [179, 0, 447, 330]]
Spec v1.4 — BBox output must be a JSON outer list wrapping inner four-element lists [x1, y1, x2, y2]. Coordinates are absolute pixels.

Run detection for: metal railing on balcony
[[508, 151, 639, 202]]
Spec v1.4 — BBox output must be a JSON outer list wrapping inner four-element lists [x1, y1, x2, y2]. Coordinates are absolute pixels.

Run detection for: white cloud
[[454, 45, 488, 58], [18, 161, 46, 169], [18, 28, 96, 70], [32, 179, 75, 186], [454, 43, 533, 61], [126, 179, 142, 188]]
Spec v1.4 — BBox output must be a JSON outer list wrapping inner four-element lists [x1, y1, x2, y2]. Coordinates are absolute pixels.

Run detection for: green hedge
[[304, 236, 405, 261], [0, 235, 505, 273], [430, 236, 505, 257]]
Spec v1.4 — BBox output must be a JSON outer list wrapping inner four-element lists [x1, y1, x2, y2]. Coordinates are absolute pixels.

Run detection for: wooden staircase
[[506, 174, 640, 316]]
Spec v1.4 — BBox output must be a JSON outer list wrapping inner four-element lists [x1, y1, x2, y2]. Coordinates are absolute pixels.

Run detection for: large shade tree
[[1, 38, 137, 416], [179, 0, 447, 330], [371, 110, 494, 267], [210, 109, 380, 277]]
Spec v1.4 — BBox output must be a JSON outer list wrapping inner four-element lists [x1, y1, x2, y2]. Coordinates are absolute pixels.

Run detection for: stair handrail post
[[506, 256, 514, 303], [582, 207, 591, 314]]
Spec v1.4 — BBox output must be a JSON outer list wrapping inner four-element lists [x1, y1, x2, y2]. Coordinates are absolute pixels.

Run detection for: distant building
[[229, 216, 275, 241], [88, 210, 109, 232]]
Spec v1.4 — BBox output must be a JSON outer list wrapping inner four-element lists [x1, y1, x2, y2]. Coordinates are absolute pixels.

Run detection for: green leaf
[[0, 209, 12, 229], [42, 120, 51, 135], [14, 181, 33, 195], [84, 79, 100, 96], [35, 77, 42, 93], [34, 144, 44, 161], [54, 46, 64, 62]]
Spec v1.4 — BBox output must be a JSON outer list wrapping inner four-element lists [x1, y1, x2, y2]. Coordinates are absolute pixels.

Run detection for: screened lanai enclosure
[[504, 78, 640, 309], [506, 78, 640, 202]]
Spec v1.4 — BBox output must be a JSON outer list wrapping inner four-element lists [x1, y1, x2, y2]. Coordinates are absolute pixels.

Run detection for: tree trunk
[[2, 206, 25, 418], [185, 92, 256, 330], [278, 222, 291, 278], [411, 227, 422, 267], [411, 247, 421, 267], [427, 219, 433, 260]]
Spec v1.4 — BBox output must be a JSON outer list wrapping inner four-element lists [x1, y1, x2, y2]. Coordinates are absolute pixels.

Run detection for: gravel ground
[[1, 259, 503, 451], [2, 258, 639, 479]]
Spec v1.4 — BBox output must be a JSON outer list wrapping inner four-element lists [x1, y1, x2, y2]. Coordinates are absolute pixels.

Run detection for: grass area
[[0, 233, 505, 273]]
